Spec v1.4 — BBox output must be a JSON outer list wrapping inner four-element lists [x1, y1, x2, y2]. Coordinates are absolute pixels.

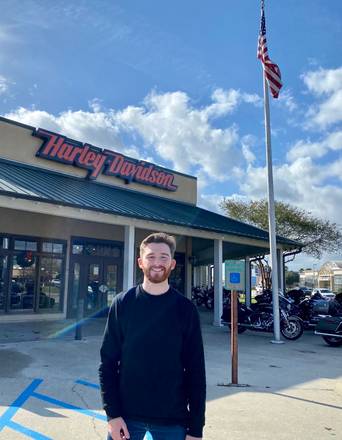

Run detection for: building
[[300, 261, 342, 292], [0, 116, 299, 323]]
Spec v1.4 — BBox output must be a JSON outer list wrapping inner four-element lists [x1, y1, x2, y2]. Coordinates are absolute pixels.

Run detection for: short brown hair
[[140, 232, 176, 258]]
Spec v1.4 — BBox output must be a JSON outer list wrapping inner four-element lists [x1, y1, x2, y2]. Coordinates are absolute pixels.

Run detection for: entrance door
[[69, 258, 121, 318]]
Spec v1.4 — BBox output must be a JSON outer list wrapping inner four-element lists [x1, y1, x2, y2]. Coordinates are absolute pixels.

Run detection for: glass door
[[68, 258, 121, 318], [10, 254, 37, 312]]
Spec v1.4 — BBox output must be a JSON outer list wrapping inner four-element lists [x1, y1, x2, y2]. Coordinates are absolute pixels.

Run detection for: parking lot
[[0, 309, 341, 440]]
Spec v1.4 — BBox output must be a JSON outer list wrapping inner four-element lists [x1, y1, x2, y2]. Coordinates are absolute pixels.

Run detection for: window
[[14, 240, 37, 251], [42, 242, 63, 254], [0, 234, 66, 314], [39, 257, 63, 312], [72, 240, 121, 257], [0, 237, 9, 249]]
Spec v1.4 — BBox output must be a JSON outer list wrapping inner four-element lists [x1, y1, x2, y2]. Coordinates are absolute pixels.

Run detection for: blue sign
[[230, 272, 241, 284]]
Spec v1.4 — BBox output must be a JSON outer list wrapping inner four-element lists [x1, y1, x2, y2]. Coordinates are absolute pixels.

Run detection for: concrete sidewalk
[[0, 308, 341, 440]]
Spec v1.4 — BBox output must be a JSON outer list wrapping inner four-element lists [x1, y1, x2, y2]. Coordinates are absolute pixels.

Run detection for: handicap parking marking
[[5, 420, 52, 440], [0, 378, 52, 439], [30, 390, 106, 421], [0, 377, 105, 439], [1, 377, 153, 439], [74, 379, 100, 390]]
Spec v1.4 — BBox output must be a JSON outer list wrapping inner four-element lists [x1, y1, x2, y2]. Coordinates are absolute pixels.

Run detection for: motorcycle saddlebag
[[312, 299, 330, 314], [315, 316, 342, 334]]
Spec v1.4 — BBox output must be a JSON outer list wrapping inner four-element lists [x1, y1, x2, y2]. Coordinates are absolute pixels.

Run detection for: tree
[[221, 198, 342, 290], [285, 271, 300, 287], [220, 198, 342, 259]]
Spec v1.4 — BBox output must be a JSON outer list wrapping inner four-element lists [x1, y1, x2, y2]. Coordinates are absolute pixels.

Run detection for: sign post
[[231, 290, 238, 384]]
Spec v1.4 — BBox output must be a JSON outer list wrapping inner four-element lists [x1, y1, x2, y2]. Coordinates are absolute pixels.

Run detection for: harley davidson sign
[[34, 128, 178, 191]]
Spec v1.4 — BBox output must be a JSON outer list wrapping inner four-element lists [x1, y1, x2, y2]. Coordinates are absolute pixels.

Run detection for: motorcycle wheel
[[196, 298, 204, 306], [322, 336, 342, 347], [280, 317, 303, 340]]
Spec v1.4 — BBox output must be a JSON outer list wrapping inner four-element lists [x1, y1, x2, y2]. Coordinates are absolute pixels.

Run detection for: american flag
[[257, 0, 282, 98]]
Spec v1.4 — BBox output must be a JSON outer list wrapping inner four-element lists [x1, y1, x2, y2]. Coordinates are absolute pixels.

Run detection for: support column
[[245, 257, 251, 307], [208, 265, 213, 287], [185, 237, 192, 300], [123, 225, 135, 291], [277, 249, 284, 293], [213, 239, 223, 327]]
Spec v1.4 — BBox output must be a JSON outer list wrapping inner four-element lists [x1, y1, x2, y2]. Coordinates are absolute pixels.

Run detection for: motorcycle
[[315, 315, 342, 347], [286, 290, 342, 328], [191, 286, 207, 307], [221, 291, 303, 340]]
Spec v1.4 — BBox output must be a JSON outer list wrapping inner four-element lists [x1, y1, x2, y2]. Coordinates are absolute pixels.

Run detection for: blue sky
[[1, 0, 342, 270]]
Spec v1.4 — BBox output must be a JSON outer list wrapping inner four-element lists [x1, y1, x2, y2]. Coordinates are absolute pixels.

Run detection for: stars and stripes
[[257, 0, 282, 98]]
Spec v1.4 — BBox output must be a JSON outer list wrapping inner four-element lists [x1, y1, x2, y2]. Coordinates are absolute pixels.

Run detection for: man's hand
[[108, 417, 130, 440], [186, 436, 202, 440]]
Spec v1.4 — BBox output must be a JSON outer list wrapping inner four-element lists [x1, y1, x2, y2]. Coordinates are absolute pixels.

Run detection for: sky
[[0, 0, 341, 271]]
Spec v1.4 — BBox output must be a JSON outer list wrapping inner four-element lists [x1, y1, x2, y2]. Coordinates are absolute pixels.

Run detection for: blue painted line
[[7, 420, 52, 440], [31, 392, 107, 421], [0, 379, 43, 432], [75, 379, 100, 390]]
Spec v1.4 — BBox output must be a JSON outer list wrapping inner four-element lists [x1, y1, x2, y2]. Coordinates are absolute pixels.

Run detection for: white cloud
[[0, 75, 9, 95], [302, 66, 342, 128], [5, 87, 262, 183], [238, 155, 342, 225], [276, 88, 297, 112], [116, 89, 245, 179], [197, 192, 224, 214], [286, 130, 342, 161]]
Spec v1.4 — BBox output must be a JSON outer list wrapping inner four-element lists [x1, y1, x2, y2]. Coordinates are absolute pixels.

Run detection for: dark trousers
[[107, 419, 187, 440]]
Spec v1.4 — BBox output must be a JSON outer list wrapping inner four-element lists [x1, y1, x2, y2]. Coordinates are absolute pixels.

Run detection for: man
[[99, 232, 206, 440]]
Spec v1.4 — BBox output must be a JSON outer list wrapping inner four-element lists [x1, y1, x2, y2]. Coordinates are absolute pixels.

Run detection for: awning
[[0, 158, 299, 249]]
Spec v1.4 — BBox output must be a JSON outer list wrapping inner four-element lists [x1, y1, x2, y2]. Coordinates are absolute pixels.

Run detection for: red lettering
[[89, 154, 107, 179], [149, 170, 159, 183], [84, 151, 97, 166], [77, 146, 90, 165], [57, 143, 75, 161], [107, 154, 124, 174], [41, 134, 64, 157], [68, 146, 83, 162]]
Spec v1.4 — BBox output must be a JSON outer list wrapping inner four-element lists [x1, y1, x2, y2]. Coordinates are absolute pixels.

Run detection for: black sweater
[[99, 285, 206, 437]]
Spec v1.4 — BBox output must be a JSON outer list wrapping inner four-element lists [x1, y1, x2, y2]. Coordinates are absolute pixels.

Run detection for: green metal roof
[[0, 158, 298, 247]]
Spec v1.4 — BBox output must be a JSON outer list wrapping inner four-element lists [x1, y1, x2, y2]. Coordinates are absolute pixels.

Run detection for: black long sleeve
[[99, 285, 206, 437]]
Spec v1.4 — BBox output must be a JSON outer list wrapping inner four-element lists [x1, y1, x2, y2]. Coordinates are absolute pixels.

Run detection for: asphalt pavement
[[0, 309, 341, 440]]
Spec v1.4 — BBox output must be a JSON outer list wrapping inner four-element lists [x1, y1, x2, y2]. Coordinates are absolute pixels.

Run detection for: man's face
[[138, 242, 176, 284]]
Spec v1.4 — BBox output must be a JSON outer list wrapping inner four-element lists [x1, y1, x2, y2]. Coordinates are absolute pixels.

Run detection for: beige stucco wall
[[0, 118, 197, 205], [0, 207, 124, 242], [0, 208, 187, 253]]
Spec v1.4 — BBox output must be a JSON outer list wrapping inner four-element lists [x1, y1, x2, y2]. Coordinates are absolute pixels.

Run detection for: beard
[[143, 265, 173, 284]]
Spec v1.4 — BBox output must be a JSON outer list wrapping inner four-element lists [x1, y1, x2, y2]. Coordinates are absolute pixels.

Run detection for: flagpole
[[262, 73, 282, 343]]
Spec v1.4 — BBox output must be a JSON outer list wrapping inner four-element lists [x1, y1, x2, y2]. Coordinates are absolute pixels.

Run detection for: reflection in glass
[[86, 264, 100, 312], [72, 241, 121, 257], [72, 263, 81, 310], [106, 265, 118, 306], [39, 258, 62, 312], [1, 238, 9, 249], [10, 256, 36, 310], [14, 240, 37, 251], [72, 245, 84, 255], [0, 256, 8, 311]]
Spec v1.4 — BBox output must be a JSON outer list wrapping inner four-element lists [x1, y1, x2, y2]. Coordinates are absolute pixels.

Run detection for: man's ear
[[171, 259, 176, 270], [137, 257, 143, 269]]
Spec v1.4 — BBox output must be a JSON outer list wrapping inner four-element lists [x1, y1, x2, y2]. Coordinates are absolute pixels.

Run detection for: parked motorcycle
[[315, 315, 342, 347], [286, 289, 342, 328], [221, 292, 304, 340], [191, 286, 207, 307]]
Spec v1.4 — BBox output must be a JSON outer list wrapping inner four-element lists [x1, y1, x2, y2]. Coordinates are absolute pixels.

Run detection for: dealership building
[[0, 116, 299, 324]]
